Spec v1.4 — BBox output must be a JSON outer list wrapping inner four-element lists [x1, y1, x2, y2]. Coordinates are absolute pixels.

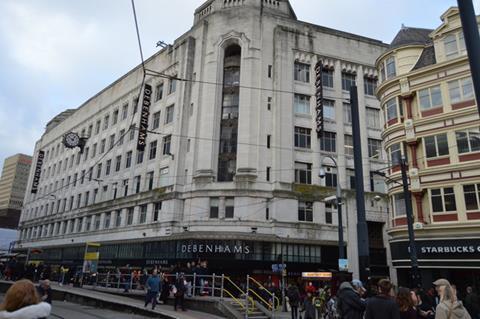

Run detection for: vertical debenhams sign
[[315, 60, 324, 138], [31, 150, 45, 193], [136, 84, 152, 151]]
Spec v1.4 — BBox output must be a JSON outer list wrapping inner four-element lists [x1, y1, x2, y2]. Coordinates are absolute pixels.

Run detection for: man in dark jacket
[[364, 279, 400, 319], [464, 286, 480, 319], [337, 281, 366, 319], [37, 279, 53, 304], [287, 283, 301, 319], [174, 273, 187, 311]]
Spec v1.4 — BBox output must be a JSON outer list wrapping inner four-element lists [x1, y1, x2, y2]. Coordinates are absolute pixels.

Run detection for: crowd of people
[[285, 278, 479, 319]]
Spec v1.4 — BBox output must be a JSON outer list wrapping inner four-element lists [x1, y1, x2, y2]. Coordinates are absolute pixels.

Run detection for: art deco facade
[[377, 7, 480, 288], [18, 0, 390, 279], [0, 154, 32, 229]]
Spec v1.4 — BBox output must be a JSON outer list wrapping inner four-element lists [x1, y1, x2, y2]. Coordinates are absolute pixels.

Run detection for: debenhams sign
[[181, 244, 251, 254]]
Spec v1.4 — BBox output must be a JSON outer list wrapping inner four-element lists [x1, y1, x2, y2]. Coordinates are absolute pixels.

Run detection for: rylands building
[[18, 0, 390, 280], [377, 7, 480, 289]]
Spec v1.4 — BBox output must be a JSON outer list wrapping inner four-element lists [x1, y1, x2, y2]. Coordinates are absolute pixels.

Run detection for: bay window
[[456, 129, 480, 154], [419, 85, 443, 110], [431, 187, 456, 213], [424, 133, 449, 158], [448, 77, 474, 104], [463, 184, 480, 211]]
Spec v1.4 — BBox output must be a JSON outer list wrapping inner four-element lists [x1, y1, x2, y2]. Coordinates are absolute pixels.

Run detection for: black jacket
[[337, 282, 366, 319], [364, 295, 401, 319]]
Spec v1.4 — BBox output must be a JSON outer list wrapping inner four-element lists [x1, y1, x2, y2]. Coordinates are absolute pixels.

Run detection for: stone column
[[111, 211, 117, 228], [73, 219, 79, 233], [120, 208, 127, 227], [133, 206, 140, 225], [53, 223, 59, 236], [81, 217, 87, 232], [99, 212, 106, 230], [65, 220, 72, 234]]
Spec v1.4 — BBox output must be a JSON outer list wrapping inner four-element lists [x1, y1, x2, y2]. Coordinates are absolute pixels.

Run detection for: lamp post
[[319, 155, 345, 267]]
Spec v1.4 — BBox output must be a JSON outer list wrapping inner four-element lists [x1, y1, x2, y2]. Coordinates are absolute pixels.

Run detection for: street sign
[[271, 263, 286, 272], [338, 258, 349, 271]]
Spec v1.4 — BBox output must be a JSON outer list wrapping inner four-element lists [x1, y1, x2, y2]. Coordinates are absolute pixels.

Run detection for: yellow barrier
[[223, 276, 255, 312], [248, 276, 281, 310]]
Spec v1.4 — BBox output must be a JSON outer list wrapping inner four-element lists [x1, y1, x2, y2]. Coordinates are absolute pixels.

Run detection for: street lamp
[[319, 155, 346, 269]]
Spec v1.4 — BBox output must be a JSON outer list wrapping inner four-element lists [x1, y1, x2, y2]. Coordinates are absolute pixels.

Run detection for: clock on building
[[63, 132, 80, 148]]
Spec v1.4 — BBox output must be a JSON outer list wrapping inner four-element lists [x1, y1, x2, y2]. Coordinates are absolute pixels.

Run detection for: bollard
[[212, 273, 216, 297]]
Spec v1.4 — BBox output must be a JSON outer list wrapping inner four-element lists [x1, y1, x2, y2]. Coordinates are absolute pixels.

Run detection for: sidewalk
[[1, 280, 225, 319]]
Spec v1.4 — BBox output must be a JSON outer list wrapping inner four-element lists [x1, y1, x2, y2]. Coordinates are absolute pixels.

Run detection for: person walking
[[287, 283, 301, 319], [144, 270, 161, 310], [396, 287, 418, 319], [415, 291, 435, 319], [300, 292, 316, 319], [160, 275, 170, 305], [36, 280, 52, 305], [464, 286, 480, 319], [365, 279, 401, 319], [433, 279, 471, 319], [0, 279, 51, 319], [173, 274, 187, 311], [337, 281, 366, 319]]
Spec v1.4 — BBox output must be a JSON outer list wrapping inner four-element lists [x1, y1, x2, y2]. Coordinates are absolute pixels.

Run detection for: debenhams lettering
[[136, 84, 152, 151], [181, 244, 250, 254], [421, 245, 480, 254]]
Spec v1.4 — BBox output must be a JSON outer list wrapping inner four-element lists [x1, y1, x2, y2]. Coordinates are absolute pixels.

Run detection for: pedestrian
[[160, 275, 170, 305], [415, 291, 435, 319], [433, 279, 471, 319], [365, 279, 400, 319], [337, 280, 366, 319], [144, 270, 161, 310], [287, 283, 301, 319], [464, 286, 479, 319], [36, 280, 52, 304], [300, 292, 316, 319], [173, 273, 187, 311], [0, 279, 51, 319], [396, 287, 418, 319]]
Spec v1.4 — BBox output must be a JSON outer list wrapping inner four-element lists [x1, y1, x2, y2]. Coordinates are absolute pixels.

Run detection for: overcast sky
[[0, 0, 478, 167]]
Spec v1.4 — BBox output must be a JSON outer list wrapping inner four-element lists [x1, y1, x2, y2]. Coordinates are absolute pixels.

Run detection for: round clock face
[[63, 132, 80, 148]]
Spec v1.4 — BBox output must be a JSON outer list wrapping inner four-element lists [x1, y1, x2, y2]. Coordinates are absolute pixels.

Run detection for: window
[[152, 111, 161, 129], [463, 184, 480, 211], [153, 202, 162, 222], [112, 183, 118, 199], [73, 173, 77, 187], [104, 212, 111, 229], [267, 135, 271, 149], [103, 115, 109, 130], [448, 77, 474, 104], [343, 103, 352, 124], [134, 175, 141, 193], [87, 124, 93, 137], [347, 168, 356, 189], [393, 193, 406, 216], [94, 214, 100, 230], [225, 197, 234, 218], [129, 125, 136, 141], [84, 191, 90, 206], [112, 109, 119, 125], [105, 159, 111, 175], [320, 132, 336, 152], [96, 163, 102, 179], [364, 77, 377, 96], [95, 120, 101, 134], [324, 166, 337, 187], [366, 107, 381, 129], [169, 77, 177, 94], [344, 135, 354, 156], [115, 155, 121, 172], [125, 151, 132, 168], [163, 135, 171, 155], [165, 105, 174, 124], [323, 99, 335, 120], [159, 167, 169, 187], [385, 98, 398, 121], [147, 171, 154, 190], [133, 97, 139, 114], [266, 167, 271, 181], [268, 65, 272, 78], [322, 68, 334, 88], [93, 188, 98, 203], [424, 134, 449, 158], [122, 103, 128, 120], [325, 203, 335, 224], [370, 172, 386, 193], [294, 94, 310, 114], [456, 129, 480, 154], [294, 62, 310, 82], [294, 162, 312, 184], [149, 141, 157, 160], [118, 129, 125, 146], [137, 150, 144, 164], [127, 208, 134, 225], [386, 56, 396, 79], [222, 93, 239, 119], [444, 32, 466, 58], [92, 143, 97, 158], [109, 134, 115, 150], [100, 139, 106, 154], [139, 205, 147, 223], [86, 216, 92, 231], [431, 187, 456, 213], [294, 127, 311, 149], [81, 170, 85, 184], [267, 97, 272, 111], [210, 198, 219, 218], [155, 83, 164, 101], [419, 85, 443, 110], [83, 147, 89, 161], [341, 72, 356, 91], [115, 210, 122, 227], [389, 143, 402, 166], [298, 201, 313, 222], [123, 179, 129, 197], [368, 139, 382, 158]]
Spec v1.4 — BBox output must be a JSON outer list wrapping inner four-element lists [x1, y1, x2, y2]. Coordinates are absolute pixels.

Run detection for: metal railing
[[247, 275, 280, 315]]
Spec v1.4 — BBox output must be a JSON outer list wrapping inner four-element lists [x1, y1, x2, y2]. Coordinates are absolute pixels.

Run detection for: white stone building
[[18, 0, 391, 280]]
